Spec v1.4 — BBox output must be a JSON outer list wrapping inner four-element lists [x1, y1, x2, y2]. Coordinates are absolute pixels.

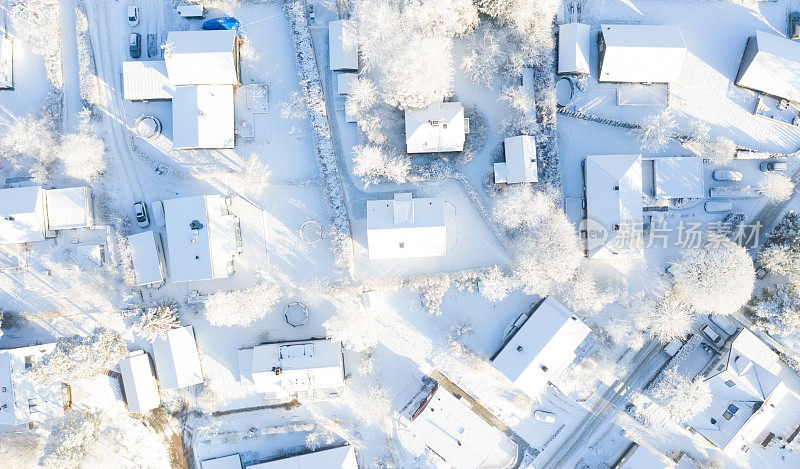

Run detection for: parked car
[[704, 200, 733, 213], [147, 33, 158, 58], [700, 324, 722, 344], [712, 169, 743, 182], [790, 12, 800, 40], [129, 33, 142, 59], [151, 200, 166, 227], [760, 161, 788, 172], [709, 314, 738, 336], [133, 201, 149, 228], [127, 5, 140, 27], [533, 410, 556, 423]]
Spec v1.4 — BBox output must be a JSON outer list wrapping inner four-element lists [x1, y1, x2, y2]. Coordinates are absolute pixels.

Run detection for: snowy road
[[59, 0, 81, 132]]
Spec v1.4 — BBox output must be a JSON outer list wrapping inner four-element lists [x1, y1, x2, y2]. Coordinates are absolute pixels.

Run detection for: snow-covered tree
[[7, 0, 62, 86], [758, 244, 800, 280], [758, 173, 794, 203], [406, 0, 479, 38], [323, 303, 380, 353], [768, 212, 800, 248], [474, 0, 559, 51], [513, 223, 583, 296], [631, 291, 696, 343], [407, 273, 451, 316], [59, 129, 107, 183], [133, 305, 180, 342], [0, 113, 58, 181], [478, 265, 514, 302], [669, 240, 754, 315], [499, 85, 538, 135], [27, 328, 127, 385], [352, 145, 411, 186], [683, 121, 736, 165], [203, 281, 282, 327], [0, 427, 40, 468], [40, 410, 104, 469], [39, 254, 116, 312], [649, 368, 712, 424], [752, 283, 800, 336], [632, 109, 677, 152]]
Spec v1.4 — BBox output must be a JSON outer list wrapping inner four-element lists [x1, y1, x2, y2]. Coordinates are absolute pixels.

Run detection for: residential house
[[598, 25, 687, 83], [735, 30, 800, 103], [494, 135, 538, 184], [0, 343, 67, 426], [366, 192, 446, 259], [152, 326, 204, 390], [405, 102, 468, 154]]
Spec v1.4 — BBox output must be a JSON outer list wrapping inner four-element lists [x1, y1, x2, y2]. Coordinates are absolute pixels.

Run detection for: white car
[[151, 200, 166, 227], [533, 410, 556, 423], [133, 202, 149, 228], [712, 169, 743, 182], [128, 5, 140, 27], [704, 200, 733, 213], [700, 324, 721, 344]]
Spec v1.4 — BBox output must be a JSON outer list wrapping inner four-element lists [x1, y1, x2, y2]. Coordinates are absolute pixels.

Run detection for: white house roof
[[492, 297, 590, 398], [495, 135, 538, 184], [172, 84, 235, 149], [164, 30, 240, 85], [652, 157, 704, 199], [152, 326, 204, 390], [201, 454, 243, 469], [622, 444, 671, 468], [328, 20, 359, 71], [122, 61, 174, 100], [735, 30, 800, 103], [0, 37, 12, 89], [163, 195, 239, 282], [0, 186, 46, 244], [0, 343, 64, 426], [44, 187, 92, 231], [405, 102, 466, 153], [247, 445, 357, 469], [558, 23, 591, 75], [128, 231, 164, 286], [366, 192, 446, 259], [119, 350, 160, 414], [585, 154, 644, 259], [599, 24, 687, 83]]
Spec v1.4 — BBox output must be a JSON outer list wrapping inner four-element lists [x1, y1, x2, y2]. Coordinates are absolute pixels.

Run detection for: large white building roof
[[128, 231, 165, 286], [163, 195, 239, 282], [152, 326, 204, 390], [494, 135, 538, 184], [492, 297, 590, 398], [328, 20, 358, 71], [201, 454, 243, 469], [0, 343, 65, 426], [558, 23, 591, 75], [735, 30, 800, 103], [247, 445, 357, 469], [0, 186, 46, 244], [172, 85, 235, 149], [599, 24, 687, 83], [585, 154, 644, 259], [164, 30, 240, 85], [44, 186, 93, 231], [405, 102, 466, 153], [119, 350, 160, 414], [122, 61, 174, 101], [652, 157, 704, 199], [366, 192, 446, 259]]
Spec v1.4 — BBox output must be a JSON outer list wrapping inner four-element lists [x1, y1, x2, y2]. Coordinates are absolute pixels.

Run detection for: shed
[[652, 156, 703, 199], [122, 61, 174, 101], [152, 326, 204, 390], [119, 350, 160, 413], [366, 192, 446, 259], [735, 30, 800, 103], [558, 23, 591, 75], [177, 4, 205, 18], [164, 30, 240, 85], [405, 102, 467, 153], [337, 73, 357, 95], [246, 445, 357, 469], [172, 84, 235, 149], [44, 187, 93, 231], [201, 454, 242, 469], [598, 25, 687, 83], [0, 186, 47, 244], [128, 231, 166, 286], [328, 20, 358, 71], [0, 36, 13, 89], [494, 135, 538, 184]]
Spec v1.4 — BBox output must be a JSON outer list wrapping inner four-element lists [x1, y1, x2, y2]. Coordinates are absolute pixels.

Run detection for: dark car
[[129, 33, 141, 59], [760, 161, 788, 172], [790, 12, 800, 40], [147, 33, 158, 58]]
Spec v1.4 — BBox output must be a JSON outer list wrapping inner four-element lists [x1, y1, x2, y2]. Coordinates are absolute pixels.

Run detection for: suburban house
[[162, 195, 241, 283], [152, 326, 204, 390], [494, 135, 538, 184], [735, 30, 800, 103], [403, 383, 517, 469], [237, 338, 345, 400], [122, 29, 241, 149], [119, 350, 160, 414], [246, 445, 357, 469], [646, 156, 704, 200], [491, 297, 591, 398], [584, 154, 644, 260], [128, 230, 167, 287], [558, 23, 591, 75], [598, 25, 688, 83], [201, 454, 243, 469], [0, 186, 94, 245], [613, 442, 680, 468], [690, 328, 800, 456], [405, 102, 468, 153], [329, 20, 359, 71], [0, 36, 12, 90], [366, 192, 446, 259], [0, 343, 68, 426]]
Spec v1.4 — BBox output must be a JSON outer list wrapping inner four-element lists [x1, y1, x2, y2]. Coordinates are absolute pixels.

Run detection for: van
[[177, 4, 205, 18], [700, 324, 722, 344], [712, 169, 743, 182], [704, 200, 733, 213]]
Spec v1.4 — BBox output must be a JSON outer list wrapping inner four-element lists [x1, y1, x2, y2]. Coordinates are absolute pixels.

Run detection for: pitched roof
[[128, 231, 164, 286], [497, 135, 538, 184], [201, 454, 243, 469], [599, 25, 687, 83], [328, 20, 358, 71], [405, 102, 466, 153], [366, 193, 446, 259], [172, 84, 235, 149], [119, 350, 160, 413], [0, 186, 46, 244], [247, 445, 357, 469], [164, 30, 240, 85], [558, 23, 591, 75], [652, 157, 704, 199], [122, 61, 174, 100], [152, 326, 204, 390], [735, 30, 800, 102], [44, 187, 92, 231], [0, 343, 64, 425]]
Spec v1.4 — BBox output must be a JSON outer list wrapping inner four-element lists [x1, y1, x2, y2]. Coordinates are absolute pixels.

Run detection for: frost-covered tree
[[406, 273, 451, 316], [59, 129, 107, 183], [561, 271, 625, 314], [28, 328, 127, 385], [632, 109, 677, 152], [649, 368, 712, 424], [134, 305, 180, 342], [631, 292, 696, 343], [474, 0, 558, 51], [768, 212, 800, 248], [513, 222, 583, 296], [0, 113, 58, 181], [7, 0, 62, 86], [683, 121, 736, 165], [758, 173, 794, 203], [203, 281, 282, 327], [478, 265, 514, 302], [758, 244, 800, 280], [40, 410, 104, 469], [670, 240, 754, 315], [0, 429, 40, 468], [352, 145, 411, 186], [499, 85, 538, 135], [406, 0, 478, 37], [752, 283, 800, 336], [323, 303, 380, 353]]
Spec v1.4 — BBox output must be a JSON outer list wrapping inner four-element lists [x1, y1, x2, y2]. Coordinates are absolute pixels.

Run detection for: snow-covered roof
[[652, 157, 704, 199], [337, 73, 357, 95], [128, 231, 165, 286], [0, 36, 13, 89], [172, 84, 235, 149], [247, 445, 357, 469], [599, 25, 687, 83], [163, 195, 239, 282], [585, 154, 644, 259], [406, 385, 508, 469], [201, 454, 243, 469], [558, 23, 591, 75], [164, 30, 240, 86], [119, 350, 160, 414], [492, 297, 590, 398], [405, 102, 466, 153], [366, 192, 446, 259], [0, 343, 64, 426], [152, 326, 204, 390], [735, 30, 800, 103], [44, 186, 93, 231], [239, 339, 345, 400], [495, 135, 538, 184], [0, 186, 46, 244], [122, 61, 174, 101], [621, 444, 670, 468], [328, 20, 359, 71]]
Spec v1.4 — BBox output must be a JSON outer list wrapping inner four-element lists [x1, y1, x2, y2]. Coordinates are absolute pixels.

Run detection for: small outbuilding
[[328, 20, 358, 71], [598, 24, 687, 83], [558, 23, 591, 75], [337, 72, 357, 95], [366, 192, 446, 260], [651, 156, 704, 199], [246, 445, 357, 469], [0, 36, 13, 90], [405, 102, 468, 154], [494, 135, 538, 184], [735, 30, 800, 103], [128, 231, 167, 286], [119, 350, 160, 414], [44, 186, 94, 232], [152, 326, 204, 390]]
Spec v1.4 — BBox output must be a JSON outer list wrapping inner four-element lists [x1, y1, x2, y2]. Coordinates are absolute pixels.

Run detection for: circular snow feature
[[135, 115, 162, 139], [284, 302, 309, 328], [555, 77, 575, 108], [300, 220, 323, 244]]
